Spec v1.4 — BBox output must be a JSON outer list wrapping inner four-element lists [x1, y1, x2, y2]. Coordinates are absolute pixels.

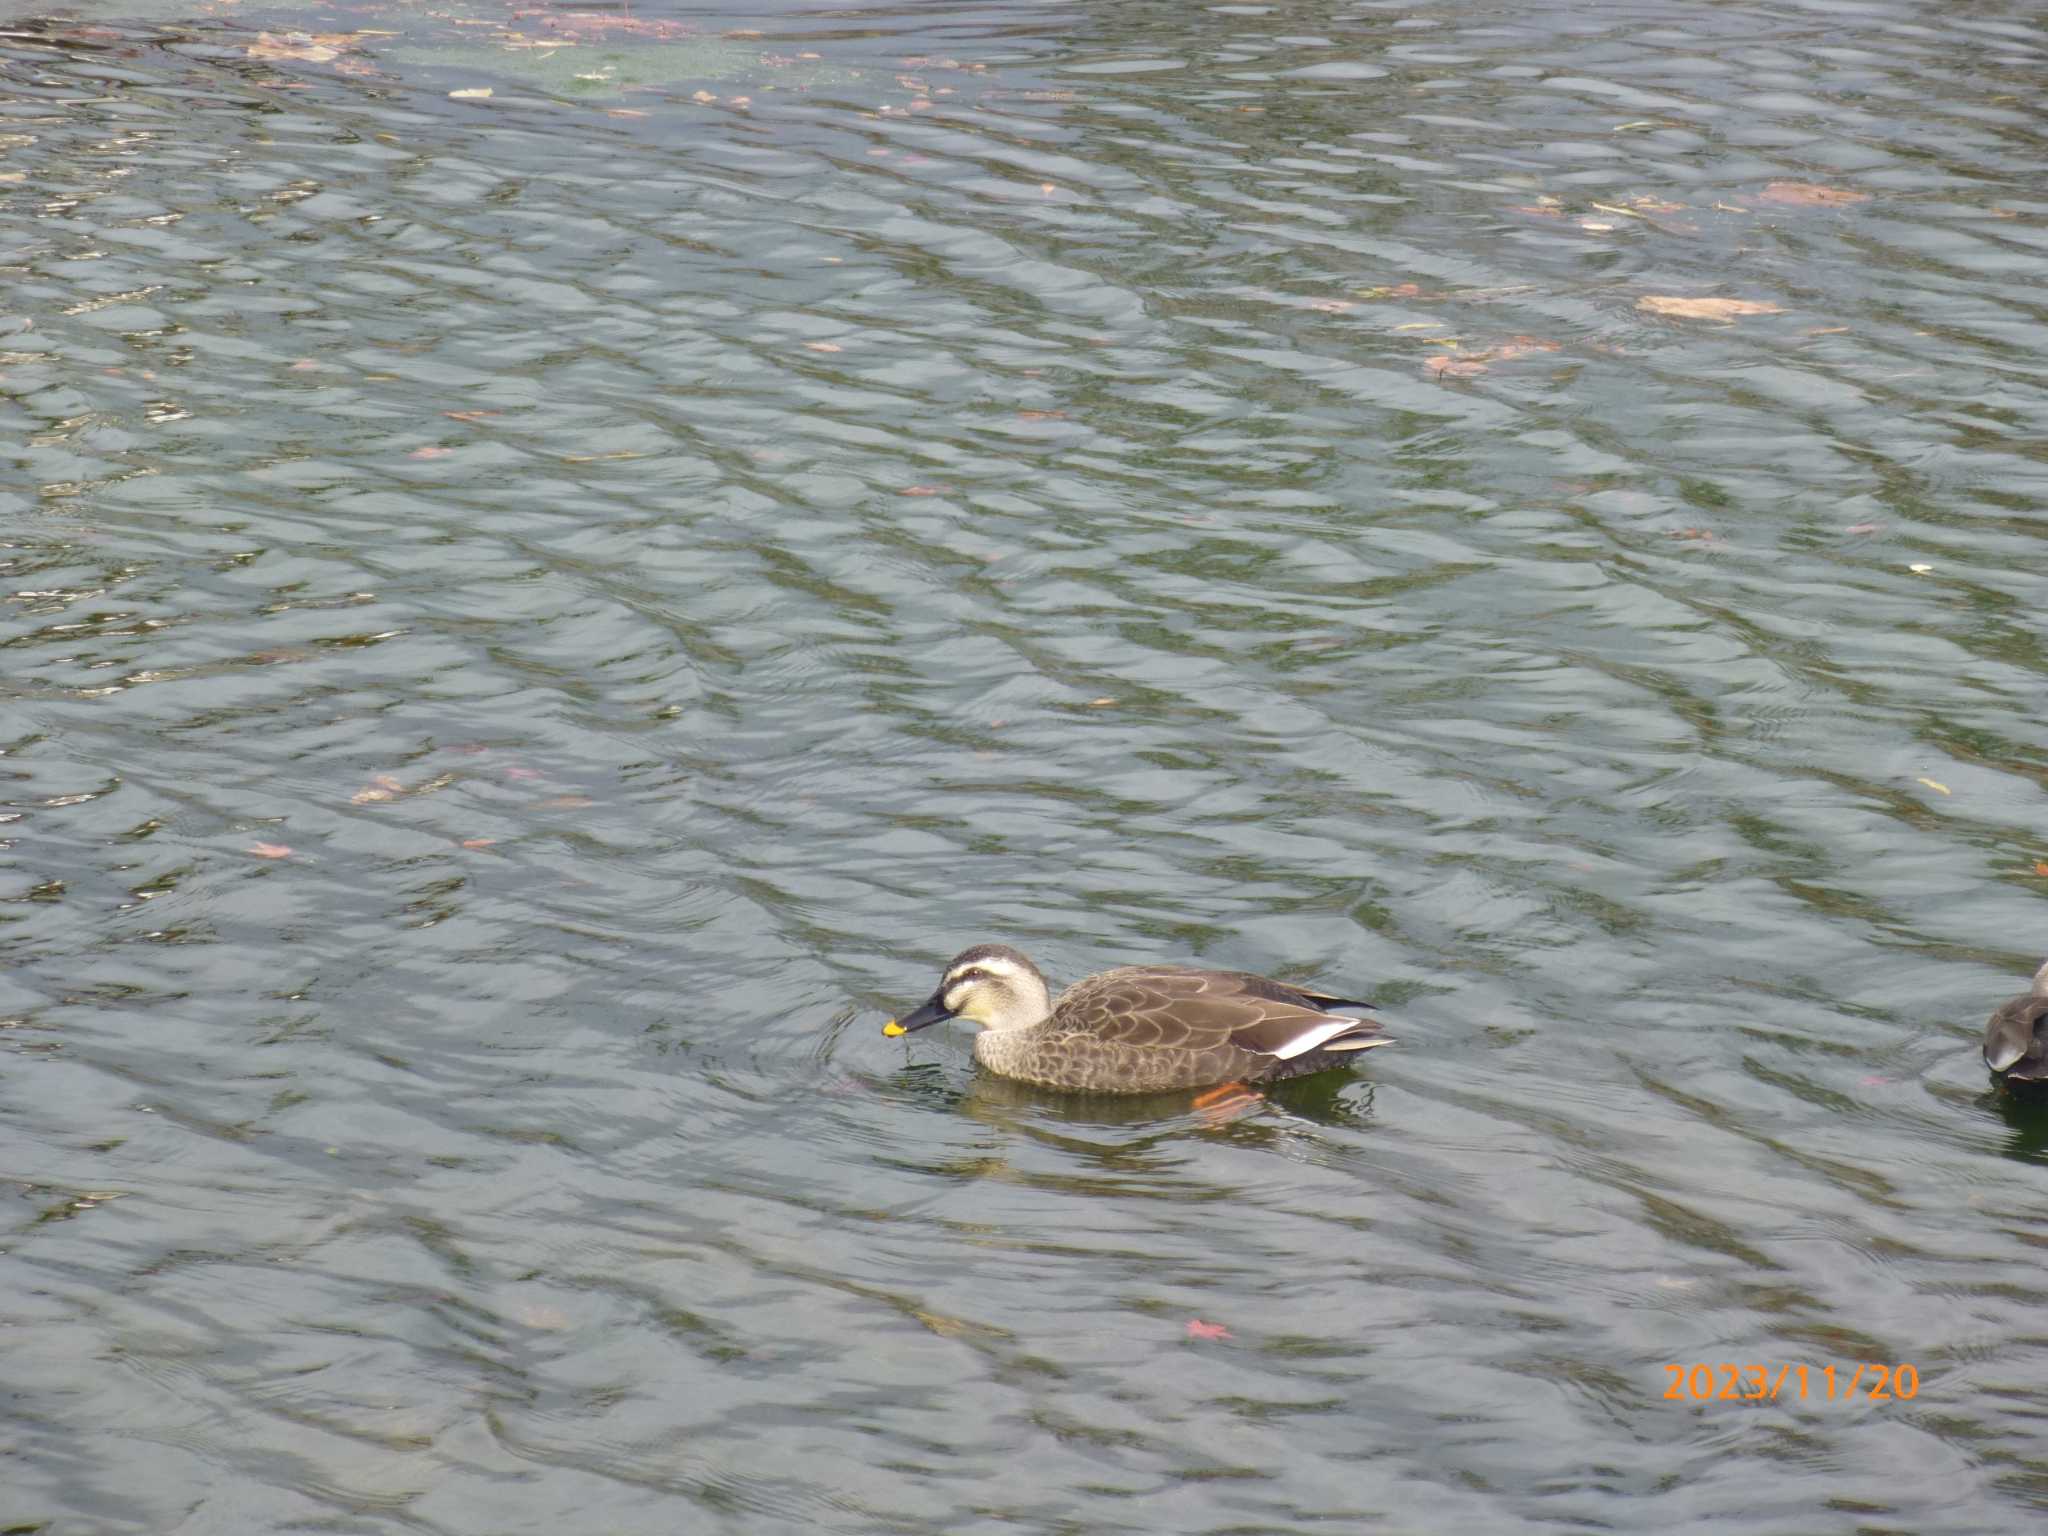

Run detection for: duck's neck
[[989, 973, 1054, 1031]]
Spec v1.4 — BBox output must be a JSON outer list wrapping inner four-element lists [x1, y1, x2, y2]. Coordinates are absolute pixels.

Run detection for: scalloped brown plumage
[[886, 945, 1392, 1094]]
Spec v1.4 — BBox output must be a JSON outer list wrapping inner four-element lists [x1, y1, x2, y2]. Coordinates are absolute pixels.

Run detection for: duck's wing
[[1056, 966, 1391, 1062], [1985, 995, 2048, 1079]]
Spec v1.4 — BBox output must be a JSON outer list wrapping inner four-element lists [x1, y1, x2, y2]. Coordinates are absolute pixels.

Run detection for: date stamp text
[[1664, 1363, 1919, 1403]]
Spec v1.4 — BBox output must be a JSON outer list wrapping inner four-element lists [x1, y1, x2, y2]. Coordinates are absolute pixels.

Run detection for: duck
[[882, 943, 1391, 1094], [1984, 958, 2048, 1086]]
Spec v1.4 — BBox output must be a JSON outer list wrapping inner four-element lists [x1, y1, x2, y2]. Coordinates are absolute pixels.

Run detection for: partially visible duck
[[883, 943, 1391, 1094], [1984, 958, 2048, 1086]]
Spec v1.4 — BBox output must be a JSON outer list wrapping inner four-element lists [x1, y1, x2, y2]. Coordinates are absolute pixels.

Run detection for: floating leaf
[[449, 87, 493, 100], [1636, 295, 1784, 320], [1907, 562, 1934, 574], [1491, 336, 1561, 361], [408, 445, 452, 459], [1186, 1319, 1232, 1341], [2033, 862, 2048, 878], [246, 31, 356, 63], [351, 774, 406, 804], [247, 842, 293, 859], [1424, 334, 1559, 379], [461, 838, 497, 849], [1758, 182, 1869, 207], [1844, 522, 1880, 534], [802, 340, 843, 353], [1425, 354, 1488, 379], [1917, 778, 1950, 796]]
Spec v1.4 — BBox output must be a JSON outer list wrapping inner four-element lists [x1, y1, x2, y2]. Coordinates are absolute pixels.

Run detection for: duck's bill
[[882, 993, 954, 1037]]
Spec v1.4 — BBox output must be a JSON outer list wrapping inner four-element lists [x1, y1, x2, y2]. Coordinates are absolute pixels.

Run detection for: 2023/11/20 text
[[1664, 1363, 1919, 1403]]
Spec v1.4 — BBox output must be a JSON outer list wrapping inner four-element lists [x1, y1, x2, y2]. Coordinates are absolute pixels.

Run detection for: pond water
[[4, 0, 2046, 1530]]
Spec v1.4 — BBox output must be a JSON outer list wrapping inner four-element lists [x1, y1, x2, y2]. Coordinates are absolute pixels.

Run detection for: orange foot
[[1191, 1081, 1263, 1122]]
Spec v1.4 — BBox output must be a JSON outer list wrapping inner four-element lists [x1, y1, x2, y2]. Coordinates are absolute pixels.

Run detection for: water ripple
[[4, 1, 2047, 1530]]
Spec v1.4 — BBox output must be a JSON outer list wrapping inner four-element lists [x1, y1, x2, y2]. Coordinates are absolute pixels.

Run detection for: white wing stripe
[[1269, 1015, 1375, 1060]]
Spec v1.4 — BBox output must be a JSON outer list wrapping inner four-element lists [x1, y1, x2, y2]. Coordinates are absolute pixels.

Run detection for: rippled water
[[5, 0, 2047, 1528]]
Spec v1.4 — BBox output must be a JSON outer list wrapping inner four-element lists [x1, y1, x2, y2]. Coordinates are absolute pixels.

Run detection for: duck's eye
[[957, 968, 984, 983]]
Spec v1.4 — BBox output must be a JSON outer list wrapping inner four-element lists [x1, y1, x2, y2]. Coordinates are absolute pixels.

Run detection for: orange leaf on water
[[1637, 295, 1784, 320], [1186, 1319, 1232, 1341], [247, 32, 350, 63], [351, 774, 406, 804], [408, 445, 452, 459], [2033, 862, 2048, 877], [1425, 355, 1488, 379], [1758, 182, 1869, 207], [247, 842, 293, 859], [802, 341, 843, 353], [461, 838, 497, 849]]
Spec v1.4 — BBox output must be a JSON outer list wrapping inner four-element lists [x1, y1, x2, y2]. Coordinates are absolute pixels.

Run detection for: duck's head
[[884, 944, 1052, 1036]]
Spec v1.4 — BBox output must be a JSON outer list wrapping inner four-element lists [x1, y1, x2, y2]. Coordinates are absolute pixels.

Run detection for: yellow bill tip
[[882, 1020, 906, 1038]]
